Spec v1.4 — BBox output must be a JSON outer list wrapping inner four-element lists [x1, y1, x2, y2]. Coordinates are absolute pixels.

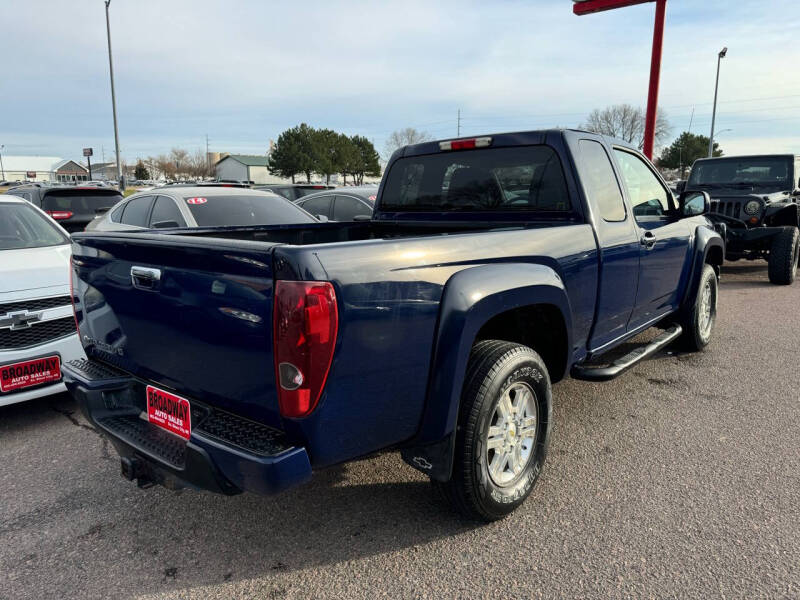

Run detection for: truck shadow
[[0, 394, 480, 592]]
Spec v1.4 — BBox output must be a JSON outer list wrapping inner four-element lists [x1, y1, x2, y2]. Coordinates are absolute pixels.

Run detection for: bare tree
[[169, 148, 190, 180], [581, 104, 671, 150], [384, 127, 432, 158], [188, 149, 212, 179], [156, 154, 177, 181]]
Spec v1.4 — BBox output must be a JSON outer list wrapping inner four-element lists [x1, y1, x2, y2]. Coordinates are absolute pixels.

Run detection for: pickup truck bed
[[63, 129, 724, 520]]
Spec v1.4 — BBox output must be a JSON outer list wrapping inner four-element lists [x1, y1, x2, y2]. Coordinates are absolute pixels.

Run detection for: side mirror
[[315, 214, 329, 222], [679, 190, 710, 217], [151, 220, 180, 229]]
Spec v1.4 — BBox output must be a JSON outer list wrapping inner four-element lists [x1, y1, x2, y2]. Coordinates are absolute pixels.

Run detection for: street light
[[708, 46, 727, 157], [104, 0, 123, 190]]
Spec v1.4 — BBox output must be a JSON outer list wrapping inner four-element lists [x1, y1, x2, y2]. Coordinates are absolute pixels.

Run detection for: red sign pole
[[573, 0, 667, 159], [641, 0, 666, 159]]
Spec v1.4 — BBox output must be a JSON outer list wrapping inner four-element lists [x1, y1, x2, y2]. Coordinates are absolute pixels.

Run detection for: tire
[[433, 340, 551, 521], [679, 263, 718, 352], [767, 226, 799, 285]]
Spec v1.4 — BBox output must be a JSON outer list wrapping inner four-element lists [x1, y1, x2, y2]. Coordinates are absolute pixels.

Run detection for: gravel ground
[[1, 261, 798, 600]]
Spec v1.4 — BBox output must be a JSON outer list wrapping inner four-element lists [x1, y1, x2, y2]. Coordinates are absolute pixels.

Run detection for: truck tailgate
[[71, 232, 282, 428]]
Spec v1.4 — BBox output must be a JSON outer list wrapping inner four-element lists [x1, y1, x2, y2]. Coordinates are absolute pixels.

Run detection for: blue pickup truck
[[63, 130, 724, 521]]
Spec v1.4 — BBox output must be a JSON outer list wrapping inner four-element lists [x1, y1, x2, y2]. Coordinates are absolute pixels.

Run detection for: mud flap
[[401, 432, 455, 482]]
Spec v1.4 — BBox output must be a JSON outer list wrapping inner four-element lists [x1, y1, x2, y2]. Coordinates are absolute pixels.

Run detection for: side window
[[613, 149, 670, 218], [149, 196, 186, 227], [120, 196, 154, 227], [299, 195, 332, 219], [110, 204, 124, 222], [333, 195, 371, 221], [15, 191, 33, 203], [579, 140, 626, 222]]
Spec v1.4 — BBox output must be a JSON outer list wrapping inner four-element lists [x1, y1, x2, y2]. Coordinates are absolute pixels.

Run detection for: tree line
[[132, 148, 214, 181], [268, 123, 381, 185]]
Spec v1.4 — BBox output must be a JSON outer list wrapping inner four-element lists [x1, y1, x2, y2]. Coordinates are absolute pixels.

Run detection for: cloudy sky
[[2, 0, 798, 163]]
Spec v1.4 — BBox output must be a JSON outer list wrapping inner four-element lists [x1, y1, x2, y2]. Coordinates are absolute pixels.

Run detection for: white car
[[0, 196, 85, 407]]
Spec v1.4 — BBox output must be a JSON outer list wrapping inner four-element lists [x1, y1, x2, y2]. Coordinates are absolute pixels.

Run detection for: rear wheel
[[679, 263, 718, 352], [767, 227, 799, 285], [433, 340, 551, 521]]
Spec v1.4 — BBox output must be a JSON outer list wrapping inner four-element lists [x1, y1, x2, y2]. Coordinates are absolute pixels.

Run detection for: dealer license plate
[[0, 355, 61, 393], [146, 385, 191, 440]]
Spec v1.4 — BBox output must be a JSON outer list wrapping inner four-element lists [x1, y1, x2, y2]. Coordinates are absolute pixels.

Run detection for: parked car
[[63, 129, 723, 521], [86, 186, 317, 231], [295, 185, 377, 221], [7, 184, 123, 233], [253, 183, 335, 202], [0, 196, 84, 407], [686, 154, 800, 284]]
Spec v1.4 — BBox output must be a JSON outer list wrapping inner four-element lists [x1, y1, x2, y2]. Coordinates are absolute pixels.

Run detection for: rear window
[[295, 187, 331, 198], [42, 192, 122, 214], [183, 193, 316, 227], [0, 202, 69, 250], [381, 145, 571, 212]]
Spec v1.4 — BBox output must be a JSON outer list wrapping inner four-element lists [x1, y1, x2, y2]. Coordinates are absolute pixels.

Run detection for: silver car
[[86, 186, 317, 231]]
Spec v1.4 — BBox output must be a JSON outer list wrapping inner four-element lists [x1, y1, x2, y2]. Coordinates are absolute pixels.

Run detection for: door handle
[[640, 231, 657, 249], [131, 266, 161, 290]]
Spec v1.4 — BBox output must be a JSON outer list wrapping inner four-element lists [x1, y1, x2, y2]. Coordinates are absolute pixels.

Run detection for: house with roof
[[0, 156, 87, 183], [214, 154, 285, 184], [52, 159, 90, 182]]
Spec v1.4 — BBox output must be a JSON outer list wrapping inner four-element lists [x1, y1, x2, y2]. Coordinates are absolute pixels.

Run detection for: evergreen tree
[[134, 161, 149, 180], [659, 132, 723, 171], [269, 123, 316, 183]]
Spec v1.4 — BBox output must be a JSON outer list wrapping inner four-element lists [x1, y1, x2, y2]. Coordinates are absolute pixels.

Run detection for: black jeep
[[683, 154, 800, 284]]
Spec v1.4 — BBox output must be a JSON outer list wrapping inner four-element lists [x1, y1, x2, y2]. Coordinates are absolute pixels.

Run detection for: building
[[0, 156, 87, 183], [53, 160, 90, 183], [215, 154, 282, 184], [85, 162, 119, 181]]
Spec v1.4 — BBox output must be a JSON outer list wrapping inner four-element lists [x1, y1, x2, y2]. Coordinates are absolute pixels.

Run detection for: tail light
[[47, 210, 74, 220], [273, 281, 338, 418]]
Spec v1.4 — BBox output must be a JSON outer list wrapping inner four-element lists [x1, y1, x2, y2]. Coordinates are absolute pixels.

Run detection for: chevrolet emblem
[[0, 310, 44, 331]]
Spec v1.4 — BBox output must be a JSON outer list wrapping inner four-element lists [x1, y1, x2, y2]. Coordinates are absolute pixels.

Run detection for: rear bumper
[[61, 358, 312, 496], [0, 333, 84, 407]]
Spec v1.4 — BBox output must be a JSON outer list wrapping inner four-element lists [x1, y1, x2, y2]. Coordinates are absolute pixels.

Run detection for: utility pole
[[105, 0, 123, 189], [708, 46, 727, 157], [0, 145, 5, 180], [206, 134, 210, 176], [457, 109, 461, 136]]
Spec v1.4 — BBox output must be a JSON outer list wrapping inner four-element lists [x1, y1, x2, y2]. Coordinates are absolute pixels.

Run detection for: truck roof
[[397, 128, 636, 158], [694, 154, 799, 162]]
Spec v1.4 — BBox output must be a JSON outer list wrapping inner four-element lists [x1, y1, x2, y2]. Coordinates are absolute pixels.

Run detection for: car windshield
[[688, 157, 792, 190], [182, 193, 317, 227], [0, 202, 69, 250], [380, 145, 571, 213], [42, 191, 123, 214]]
